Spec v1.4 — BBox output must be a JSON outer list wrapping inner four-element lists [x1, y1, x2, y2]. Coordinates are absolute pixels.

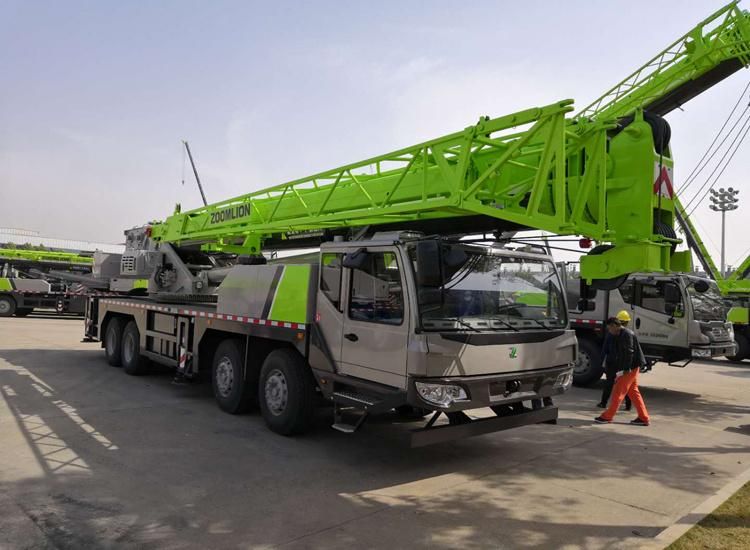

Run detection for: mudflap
[[410, 406, 558, 448]]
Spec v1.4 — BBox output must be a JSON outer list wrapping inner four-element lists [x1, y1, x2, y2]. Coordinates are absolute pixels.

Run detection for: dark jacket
[[601, 331, 617, 374], [612, 327, 646, 373]]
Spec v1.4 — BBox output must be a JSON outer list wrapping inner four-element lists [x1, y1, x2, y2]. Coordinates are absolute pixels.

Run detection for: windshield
[[687, 279, 728, 321], [413, 247, 566, 331]]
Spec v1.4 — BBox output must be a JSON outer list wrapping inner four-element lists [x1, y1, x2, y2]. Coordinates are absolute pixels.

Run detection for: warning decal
[[653, 163, 674, 199]]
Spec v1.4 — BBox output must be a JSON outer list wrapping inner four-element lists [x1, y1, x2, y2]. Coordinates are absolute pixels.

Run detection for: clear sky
[[1, 0, 749, 268]]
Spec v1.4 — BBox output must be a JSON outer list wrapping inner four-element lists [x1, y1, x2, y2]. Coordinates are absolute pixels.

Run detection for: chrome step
[[332, 390, 379, 408]]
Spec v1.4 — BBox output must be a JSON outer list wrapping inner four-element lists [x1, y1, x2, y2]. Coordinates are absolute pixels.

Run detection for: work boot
[[594, 416, 611, 424], [630, 418, 650, 427], [596, 402, 606, 409]]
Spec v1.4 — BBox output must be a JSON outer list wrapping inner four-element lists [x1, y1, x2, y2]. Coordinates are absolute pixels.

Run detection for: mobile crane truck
[[0, 249, 93, 317], [83, 2, 750, 445]]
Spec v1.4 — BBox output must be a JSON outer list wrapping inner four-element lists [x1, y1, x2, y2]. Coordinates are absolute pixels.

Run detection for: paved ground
[[1, 316, 748, 550]]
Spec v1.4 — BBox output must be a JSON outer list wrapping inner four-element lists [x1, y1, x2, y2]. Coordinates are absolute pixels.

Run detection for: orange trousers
[[600, 368, 649, 422]]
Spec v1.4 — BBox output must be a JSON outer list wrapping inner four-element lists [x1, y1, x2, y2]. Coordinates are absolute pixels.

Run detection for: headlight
[[415, 382, 468, 408], [691, 349, 711, 358]]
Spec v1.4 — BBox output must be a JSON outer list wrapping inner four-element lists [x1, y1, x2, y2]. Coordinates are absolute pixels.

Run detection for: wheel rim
[[123, 332, 135, 363], [0, 300, 11, 315], [574, 350, 592, 376], [264, 369, 288, 416], [215, 356, 234, 397]]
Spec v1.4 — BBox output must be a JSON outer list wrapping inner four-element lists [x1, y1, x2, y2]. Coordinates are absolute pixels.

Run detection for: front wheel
[[0, 295, 17, 317], [212, 339, 255, 414], [259, 349, 315, 435], [573, 337, 604, 386], [727, 332, 750, 362]]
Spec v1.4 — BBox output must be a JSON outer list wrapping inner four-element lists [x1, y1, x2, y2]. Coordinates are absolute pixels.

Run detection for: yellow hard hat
[[616, 310, 632, 322]]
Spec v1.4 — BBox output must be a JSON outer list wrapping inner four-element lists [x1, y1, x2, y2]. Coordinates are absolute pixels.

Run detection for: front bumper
[[407, 364, 573, 412], [691, 342, 737, 358]]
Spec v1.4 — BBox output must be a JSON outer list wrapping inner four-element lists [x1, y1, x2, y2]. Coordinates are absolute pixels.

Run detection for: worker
[[594, 317, 650, 426], [597, 309, 633, 410]]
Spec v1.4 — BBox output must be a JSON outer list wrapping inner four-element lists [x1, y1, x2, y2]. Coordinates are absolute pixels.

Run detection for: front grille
[[711, 327, 729, 340]]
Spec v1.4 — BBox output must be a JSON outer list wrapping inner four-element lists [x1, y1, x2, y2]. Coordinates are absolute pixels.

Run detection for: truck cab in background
[[567, 272, 735, 386]]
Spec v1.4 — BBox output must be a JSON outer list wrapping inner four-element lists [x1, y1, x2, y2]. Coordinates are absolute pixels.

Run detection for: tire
[[727, 331, 750, 362], [573, 337, 604, 386], [0, 295, 17, 317], [586, 246, 628, 291], [259, 348, 315, 435], [654, 221, 678, 253], [212, 339, 256, 414], [104, 317, 124, 366], [121, 320, 149, 375], [14, 307, 33, 317], [644, 111, 671, 156]]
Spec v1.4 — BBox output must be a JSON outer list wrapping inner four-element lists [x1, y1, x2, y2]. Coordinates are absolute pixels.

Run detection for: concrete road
[[1, 317, 748, 550]]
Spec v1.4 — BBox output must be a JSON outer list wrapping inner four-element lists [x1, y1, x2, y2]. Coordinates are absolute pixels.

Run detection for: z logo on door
[[509, 347, 518, 359]]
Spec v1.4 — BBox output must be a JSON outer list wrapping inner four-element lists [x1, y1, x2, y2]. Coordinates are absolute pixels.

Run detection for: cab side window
[[320, 253, 343, 309], [619, 280, 635, 305], [639, 281, 682, 315], [348, 252, 404, 325]]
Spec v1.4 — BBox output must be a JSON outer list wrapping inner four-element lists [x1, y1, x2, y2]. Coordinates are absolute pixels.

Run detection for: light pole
[[709, 187, 740, 277]]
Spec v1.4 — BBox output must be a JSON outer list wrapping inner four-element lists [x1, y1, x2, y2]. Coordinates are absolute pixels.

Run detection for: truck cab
[[310, 233, 577, 436], [568, 272, 736, 385]]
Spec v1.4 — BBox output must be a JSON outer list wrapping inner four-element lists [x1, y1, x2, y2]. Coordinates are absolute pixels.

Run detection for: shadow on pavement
[[1, 347, 748, 549]]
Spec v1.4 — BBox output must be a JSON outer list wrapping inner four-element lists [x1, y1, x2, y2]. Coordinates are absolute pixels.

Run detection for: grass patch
[[667, 481, 750, 550]]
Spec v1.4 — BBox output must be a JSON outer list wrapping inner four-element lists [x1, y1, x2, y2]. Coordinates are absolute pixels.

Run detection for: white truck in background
[[567, 271, 736, 385]]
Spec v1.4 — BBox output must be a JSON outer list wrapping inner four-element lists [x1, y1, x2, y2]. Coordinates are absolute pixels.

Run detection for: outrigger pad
[[410, 406, 558, 448]]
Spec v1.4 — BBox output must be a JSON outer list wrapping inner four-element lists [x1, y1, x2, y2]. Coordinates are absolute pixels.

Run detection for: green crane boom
[[149, 2, 750, 284], [577, 1, 750, 122], [0, 249, 93, 266], [675, 197, 750, 292]]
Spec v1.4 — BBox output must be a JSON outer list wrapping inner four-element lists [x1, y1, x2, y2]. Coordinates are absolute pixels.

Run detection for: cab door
[[631, 278, 688, 354], [339, 248, 410, 389]]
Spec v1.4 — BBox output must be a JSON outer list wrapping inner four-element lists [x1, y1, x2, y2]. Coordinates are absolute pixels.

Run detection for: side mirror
[[665, 302, 676, 316], [580, 280, 597, 300], [342, 248, 369, 270], [693, 279, 710, 293], [577, 299, 596, 311], [664, 283, 681, 304], [415, 240, 442, 288]]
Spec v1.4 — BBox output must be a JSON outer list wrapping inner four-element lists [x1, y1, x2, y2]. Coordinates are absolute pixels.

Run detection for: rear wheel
[[0, 295, 16, 317], [121, 320, 149, 375], [573, 337, 604, 386], [14, 307, 33, 317], [727, 331, 750, 362], [104, 317, 124, 366], [259, 349, 315, 435], [212, 339, 256, 414]]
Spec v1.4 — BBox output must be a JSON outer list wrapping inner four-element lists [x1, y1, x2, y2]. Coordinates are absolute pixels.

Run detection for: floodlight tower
[[709, 187, 740, 277]]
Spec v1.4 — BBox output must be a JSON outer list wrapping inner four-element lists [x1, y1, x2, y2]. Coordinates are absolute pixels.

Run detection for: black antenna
[[182, 140, 208, 206]]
